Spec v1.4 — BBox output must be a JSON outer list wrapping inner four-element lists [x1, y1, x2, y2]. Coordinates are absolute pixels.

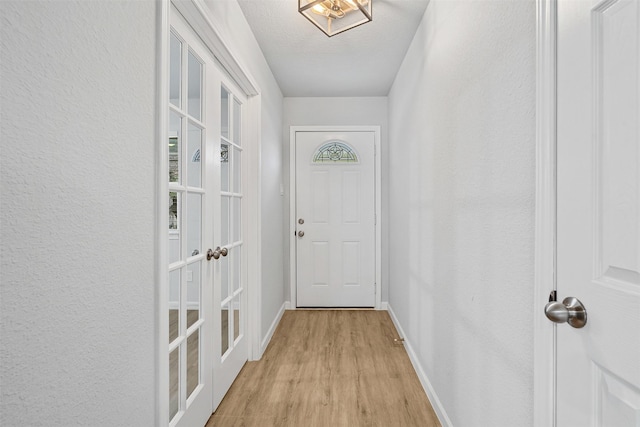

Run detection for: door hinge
[[548, 290, 557, 302]]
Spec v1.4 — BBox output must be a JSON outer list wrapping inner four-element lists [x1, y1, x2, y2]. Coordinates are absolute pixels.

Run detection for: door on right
[[556, 0, 640, 424], [295, 131, 376, 307]]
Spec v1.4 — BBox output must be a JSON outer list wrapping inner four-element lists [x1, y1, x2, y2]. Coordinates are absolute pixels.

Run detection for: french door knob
[[207, 247, 222, 261], [298, 231, 304, 237], [544, 296, 587, 328], [220, 247, 228, 257]]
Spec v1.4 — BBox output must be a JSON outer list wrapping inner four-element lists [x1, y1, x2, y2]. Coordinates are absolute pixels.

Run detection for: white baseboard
[[284, 300, 292, 310], [259, 301, 286, 357], [379, 301, 389, 310], [387, 304, 453, 427]]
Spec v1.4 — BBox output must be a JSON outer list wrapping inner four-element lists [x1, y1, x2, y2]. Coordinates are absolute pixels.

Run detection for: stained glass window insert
[[313, 141, 358, 163]]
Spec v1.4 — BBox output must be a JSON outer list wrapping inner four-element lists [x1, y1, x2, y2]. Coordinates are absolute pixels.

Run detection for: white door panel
[[212, 80, 247, 410], [556, 0, 640, 424], [295, 132, 375, 307], [168, 8, 213, 426]]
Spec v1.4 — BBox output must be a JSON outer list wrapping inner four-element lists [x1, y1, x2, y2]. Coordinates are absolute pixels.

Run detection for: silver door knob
[[220, 247, 228, 257], [544, 296, 587, 328], [207, 247, 222, 261], [298, 231, 304, 237]]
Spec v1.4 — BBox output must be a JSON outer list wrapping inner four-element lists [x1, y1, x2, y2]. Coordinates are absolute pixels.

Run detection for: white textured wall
[[387, 1, 536, 426], [1, 1, 157, 425], [202, 0, 285, 342], [282, 97, 389, 303]]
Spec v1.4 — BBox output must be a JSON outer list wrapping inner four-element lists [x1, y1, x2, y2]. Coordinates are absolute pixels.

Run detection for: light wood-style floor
[[206, 310, 441, 427]]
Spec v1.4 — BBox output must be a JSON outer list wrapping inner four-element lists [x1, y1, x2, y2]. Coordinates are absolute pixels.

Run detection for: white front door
[[295, 131, 376, 307], [556, 0, 640, 424]]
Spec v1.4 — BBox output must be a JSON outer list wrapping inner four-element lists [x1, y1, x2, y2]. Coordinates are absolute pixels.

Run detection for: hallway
[[207, 310, 440, 426], [0, 1, 553, 426]]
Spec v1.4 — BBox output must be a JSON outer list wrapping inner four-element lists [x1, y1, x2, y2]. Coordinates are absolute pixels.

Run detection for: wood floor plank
[[206, 310, 440, 427]]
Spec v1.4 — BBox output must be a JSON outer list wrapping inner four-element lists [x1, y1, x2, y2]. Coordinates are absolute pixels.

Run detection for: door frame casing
[[533, 0, 557, 425], [288, 126, 382, 310], [156, 2, 170, 425], [157, 0, 263, 425]]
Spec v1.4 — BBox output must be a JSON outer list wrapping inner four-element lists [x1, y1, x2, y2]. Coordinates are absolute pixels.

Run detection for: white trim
[[284, 301, 292, 310], [387, 304, 452, 427], [168, 302, 201, 310], [374, 127, 382, 310], [289, 127, 297, 308], [259, 302, 287, 357], [288, 125, 382, 310], [172, 0, 259, 96], [379, 301, 388, 311], [247, 94, 262, 362], [533, 0, 557, 426], [156, 1, 170, 426]]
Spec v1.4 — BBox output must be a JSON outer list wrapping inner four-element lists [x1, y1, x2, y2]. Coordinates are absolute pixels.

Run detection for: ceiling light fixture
[[299, 0, 372, 37]]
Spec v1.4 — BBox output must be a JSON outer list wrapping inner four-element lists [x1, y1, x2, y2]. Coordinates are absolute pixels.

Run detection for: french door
[[167, 5, 247, 426], [212, 77, 248, 410]]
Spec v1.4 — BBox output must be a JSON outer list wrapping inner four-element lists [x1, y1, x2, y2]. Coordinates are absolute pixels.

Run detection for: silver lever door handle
[[544, 296, 587, 328]]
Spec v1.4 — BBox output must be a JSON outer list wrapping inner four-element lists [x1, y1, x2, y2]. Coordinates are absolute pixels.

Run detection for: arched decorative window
[[312, 141, 359, 163]]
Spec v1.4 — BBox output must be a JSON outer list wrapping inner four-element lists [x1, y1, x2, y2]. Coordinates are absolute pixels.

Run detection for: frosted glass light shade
[[299, 0, 372, 37]]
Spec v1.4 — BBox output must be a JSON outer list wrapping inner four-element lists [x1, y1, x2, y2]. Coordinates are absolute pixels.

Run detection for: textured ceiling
[[237, 0, 429, 97]]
